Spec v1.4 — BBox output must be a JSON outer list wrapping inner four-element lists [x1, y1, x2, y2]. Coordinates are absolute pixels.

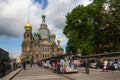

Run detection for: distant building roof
[[0, 48, 9, 60]]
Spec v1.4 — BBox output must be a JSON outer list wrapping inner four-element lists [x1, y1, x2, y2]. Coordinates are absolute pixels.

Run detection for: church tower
[[39, 13, 50, 39], [21, 20, 33, 60]]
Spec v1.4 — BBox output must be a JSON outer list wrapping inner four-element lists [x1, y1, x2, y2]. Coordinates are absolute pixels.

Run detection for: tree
[[64, 0, 120, 55], [63, 0, 110, 55], [108, 0, 120, 51], [64, 5, 96, 55]]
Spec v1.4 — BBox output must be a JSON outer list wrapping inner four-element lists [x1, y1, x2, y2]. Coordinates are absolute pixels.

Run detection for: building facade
[[21, 14, 63, 62]]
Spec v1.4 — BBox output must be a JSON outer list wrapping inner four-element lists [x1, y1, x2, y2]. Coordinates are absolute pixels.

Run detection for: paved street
[[1, 65, 120, 80], [12, 64, 69, 80], [63, 68, 120, 80]]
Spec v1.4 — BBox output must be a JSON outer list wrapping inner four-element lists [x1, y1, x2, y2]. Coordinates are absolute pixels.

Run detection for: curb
[[1, 68, 22, 80], [9, 68, 22, 80]]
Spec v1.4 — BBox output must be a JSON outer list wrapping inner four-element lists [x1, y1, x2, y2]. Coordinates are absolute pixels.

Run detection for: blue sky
[[34, 0, 48, 9], [0, 0, 91, 57], [0, 36, 22, 57], [0, 0, 49, 57]]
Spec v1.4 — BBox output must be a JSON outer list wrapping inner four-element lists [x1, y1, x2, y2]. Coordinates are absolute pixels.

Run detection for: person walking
[[85, 59, 89, 74], [30, 60, 33, 68], [56, 59, 61, 74], [22, 60, 26, 70], [103, 60, 108, 72]]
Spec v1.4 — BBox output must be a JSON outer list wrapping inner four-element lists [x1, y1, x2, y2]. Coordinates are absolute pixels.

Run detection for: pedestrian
[[85, 59, 89, 74], [30, 60, 32, 68], [113, 61, 118, 70], [108, 60, 113, 70], [22, 60, 26, 70], [56, 59, 61, 74], [118, 64, 120, 71], [103, 60, 108, 72]]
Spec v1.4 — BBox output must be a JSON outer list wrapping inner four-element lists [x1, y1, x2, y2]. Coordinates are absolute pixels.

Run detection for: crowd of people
[[35, 57, 120, 74], [1, 57, 119, 77], [36, 57, 90, 74], [103, 59, 120, 71]]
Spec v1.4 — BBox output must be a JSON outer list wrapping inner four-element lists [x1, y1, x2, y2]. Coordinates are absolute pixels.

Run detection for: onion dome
[[57, 37, 61, 42], [50, 32, 56, 38], [34, 29, 40, 36], [41, 13, 46, 19], [24, 21, 32, 29], [40, 13, 47, 29]]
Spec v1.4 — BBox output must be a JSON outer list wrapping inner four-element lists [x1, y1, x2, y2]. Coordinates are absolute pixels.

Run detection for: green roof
[[50, 33, 56, 38], [34, 29, 40, 36]]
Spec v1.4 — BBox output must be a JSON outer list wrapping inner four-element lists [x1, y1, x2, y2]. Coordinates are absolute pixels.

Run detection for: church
[[21, 13, 63, 62]]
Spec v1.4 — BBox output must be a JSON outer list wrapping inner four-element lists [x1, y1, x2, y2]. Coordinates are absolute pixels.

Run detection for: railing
[[0, 62, 20, 78]]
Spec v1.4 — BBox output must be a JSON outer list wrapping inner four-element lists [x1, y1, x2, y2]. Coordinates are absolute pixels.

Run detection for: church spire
[[57, 36, 61, 48], [41, 12, 46, 23], [24, 6, 32, 29], [52, 27, 54, 34], [41, 1, 46, 23], [40, 11, 47, 29], [27, 6, 30, 22]]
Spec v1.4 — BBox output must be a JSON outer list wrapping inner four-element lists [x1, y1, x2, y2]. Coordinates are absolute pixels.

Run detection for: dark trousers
[[85, 67, 89, 74], [23, 65, 26, 70]]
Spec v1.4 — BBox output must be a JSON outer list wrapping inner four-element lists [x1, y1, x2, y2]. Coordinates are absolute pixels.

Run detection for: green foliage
[[64, 0, 120, 55], [64, 5, 96, 55]]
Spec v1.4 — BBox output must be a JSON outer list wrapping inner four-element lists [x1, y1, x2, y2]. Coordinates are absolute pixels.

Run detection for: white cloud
[[0, 0, 91, 51], [45, 0, 91, 48]]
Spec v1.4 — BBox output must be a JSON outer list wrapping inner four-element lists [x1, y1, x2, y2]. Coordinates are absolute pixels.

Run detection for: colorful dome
[[41, 13, 46, 18], [34, 29, 40, 36], [25, 21, 32, 29], [50, 33, 56, 38]]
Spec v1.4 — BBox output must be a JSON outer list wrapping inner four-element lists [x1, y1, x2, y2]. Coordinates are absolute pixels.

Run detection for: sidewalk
[[12, 64, 70, 80], [62, 67, 120, 80], [0, 68, 22, 80], [1, 66, 119, 80]]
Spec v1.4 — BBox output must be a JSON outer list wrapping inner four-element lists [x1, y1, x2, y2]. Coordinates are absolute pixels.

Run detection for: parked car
[[90, 63, 97, 69]]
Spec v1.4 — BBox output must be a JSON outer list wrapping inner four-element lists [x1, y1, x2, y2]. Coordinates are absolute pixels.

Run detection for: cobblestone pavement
[[12, 64, 69, 80], [63, 68, 120, 80]]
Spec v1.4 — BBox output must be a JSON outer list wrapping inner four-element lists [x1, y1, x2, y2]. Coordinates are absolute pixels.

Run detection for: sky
[[0, 0, 92, 57]]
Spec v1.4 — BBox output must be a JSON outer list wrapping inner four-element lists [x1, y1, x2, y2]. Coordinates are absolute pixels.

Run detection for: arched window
[[27, 34, 29, 37], [45, 54, 46, 58]]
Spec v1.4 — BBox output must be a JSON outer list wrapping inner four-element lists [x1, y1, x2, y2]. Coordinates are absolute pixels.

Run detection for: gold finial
[[57, 36, 61, 48], [24, 6, 32, 29], [27, 7, 29, 22], [57, 36, 61, 42]]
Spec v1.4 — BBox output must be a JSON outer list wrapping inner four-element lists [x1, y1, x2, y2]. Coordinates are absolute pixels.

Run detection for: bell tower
[[22, 20, 33, 52]]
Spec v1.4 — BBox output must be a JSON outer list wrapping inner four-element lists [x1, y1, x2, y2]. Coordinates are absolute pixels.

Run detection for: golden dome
[[25, 21, 32, 29], [57, 37, 61, 42]]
